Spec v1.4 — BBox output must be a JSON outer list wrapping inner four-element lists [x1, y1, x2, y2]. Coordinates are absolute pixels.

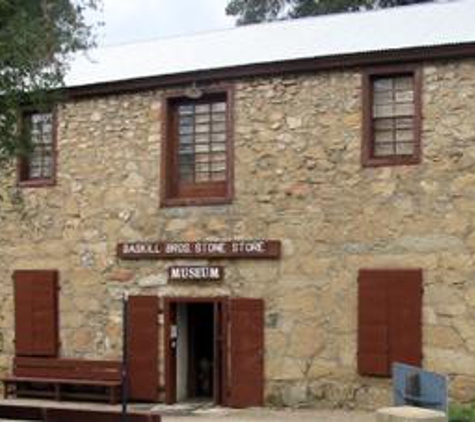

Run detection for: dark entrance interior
[[176, 302, 215, 402]]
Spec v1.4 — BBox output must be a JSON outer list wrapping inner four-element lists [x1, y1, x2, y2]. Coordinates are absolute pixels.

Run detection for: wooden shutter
[[388, 269, 423, 367], [13, 270, 59, 357], [358, 269, 390, 376], [225, 298, 264, 408], [127, 296, 159, 402], [358, 268, 423, 377]]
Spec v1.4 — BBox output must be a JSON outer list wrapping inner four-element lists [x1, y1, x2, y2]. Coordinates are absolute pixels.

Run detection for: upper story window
[[362, 66, 422, 167], [161, 88, 234, 207], [18, 110, 56, 187]]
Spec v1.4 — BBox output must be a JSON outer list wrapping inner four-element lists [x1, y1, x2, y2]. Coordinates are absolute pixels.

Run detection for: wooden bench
[[2, 357, 122, 404]]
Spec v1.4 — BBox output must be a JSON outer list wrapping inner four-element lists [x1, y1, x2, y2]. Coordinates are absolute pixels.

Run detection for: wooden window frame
[[17, 107, 58, 188], [362, 65, 422, 167], [161, 86, 234, 207]]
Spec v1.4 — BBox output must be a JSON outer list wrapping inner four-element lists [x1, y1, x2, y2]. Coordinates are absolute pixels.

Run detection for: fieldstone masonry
[[1, 58, 475, 408]]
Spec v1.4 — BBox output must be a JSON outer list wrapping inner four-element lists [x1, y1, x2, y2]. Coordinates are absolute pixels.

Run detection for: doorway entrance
[[176, 303, 214, 402], [165, 298, 224, 405], [165, 297, 264, 408]]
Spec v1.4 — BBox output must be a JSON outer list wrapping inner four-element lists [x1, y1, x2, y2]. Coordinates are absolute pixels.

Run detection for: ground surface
[[149, 403, 374, 421], [0, 399, 375, 421], [160, 407, 374, 421]]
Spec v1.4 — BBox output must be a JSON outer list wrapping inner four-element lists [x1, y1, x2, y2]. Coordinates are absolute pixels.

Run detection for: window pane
[[374, 91, 393, 105], [211, 102, 226, 112], [179, 145, 193, 154], [374, 143, 394, 157], [195, 104, 210, 114], [395, 117, 413, 129], [212, 113, 226, 123], [394, 77, 413, 90], [374, 130, 393, 143], [195, 144, 210, 153], [212, 122, 226, 133], [374, 119, 394, 131], [396, 129, 413, 142], [180, 116, 194, 126], [23, 111, 54, 181], [212, 133, 226, 143], [179, 125, 193, 135], [178, 105, 194, 115], [211, 143, 226, 152], [195, 114, 210, 124], [175, 98, 228, 186], [195, 134, 210, 144], [373, 104, 395, 118], [371, 74, 416, 160], [212, 162, 226, 172], [396, 142, 415, 155], [395, 90, 413, 103], [373, 78, 393, 91], [180, 135, 193, 145], [195, 123, 209, 134], [395, 103, 414, 115]]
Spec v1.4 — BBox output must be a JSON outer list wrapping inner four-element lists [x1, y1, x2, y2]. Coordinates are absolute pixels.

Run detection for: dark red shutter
[[358, 269, 390, 376], [13, 270, 59, 357], [127, 296, 159, 401], [358, 268, 423, 377], [388, 269, 423, 368], [225, 298, 264, 408]]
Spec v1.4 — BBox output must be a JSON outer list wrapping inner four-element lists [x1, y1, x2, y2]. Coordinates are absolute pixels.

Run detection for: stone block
[[376, 406, 447, 422]]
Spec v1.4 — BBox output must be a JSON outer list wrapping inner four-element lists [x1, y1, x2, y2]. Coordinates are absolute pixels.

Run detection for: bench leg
[[55, 383, 61, 401], [109, 386, 119, 405], [3, 383, 9, 399]]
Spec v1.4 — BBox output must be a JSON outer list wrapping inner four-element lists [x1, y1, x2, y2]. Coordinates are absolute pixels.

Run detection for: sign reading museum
[[168, 266, 224, 282], [117, 240, 281, 260]]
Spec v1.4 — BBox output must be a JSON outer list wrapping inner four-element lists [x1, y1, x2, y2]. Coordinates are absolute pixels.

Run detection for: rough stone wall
[[1, 59, 475, 409]]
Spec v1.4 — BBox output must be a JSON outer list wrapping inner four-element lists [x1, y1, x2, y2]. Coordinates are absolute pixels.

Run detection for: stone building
[[1, 0, 475, 409]]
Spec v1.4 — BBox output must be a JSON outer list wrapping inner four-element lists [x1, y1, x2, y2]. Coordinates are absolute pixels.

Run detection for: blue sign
[[393, 362, 448, 413]]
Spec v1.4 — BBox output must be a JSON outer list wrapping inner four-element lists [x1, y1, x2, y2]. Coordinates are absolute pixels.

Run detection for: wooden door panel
[[127, 296, 159, 402], [226, 298, 264, 408], [389, 269, 423, 367], [358, 270, 389, 376]]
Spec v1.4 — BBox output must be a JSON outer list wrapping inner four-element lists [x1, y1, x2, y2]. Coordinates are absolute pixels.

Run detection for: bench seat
[[2, 357, 122, 404]]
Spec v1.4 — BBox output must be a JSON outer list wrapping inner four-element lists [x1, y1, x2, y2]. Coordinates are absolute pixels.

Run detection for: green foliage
[[450, 403, 475, 422], [0, 0, 99, 166], [226, 0, 434, 25], [226, 0, 285, 25]]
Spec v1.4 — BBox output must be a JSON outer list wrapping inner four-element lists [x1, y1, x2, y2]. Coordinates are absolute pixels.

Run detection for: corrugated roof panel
[[65, 0, 475, 88]]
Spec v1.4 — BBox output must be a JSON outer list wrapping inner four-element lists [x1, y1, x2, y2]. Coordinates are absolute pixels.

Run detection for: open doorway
[[165, 297, 264, 408], [166, 299, 223, 405], [176, 303, 214, 402]]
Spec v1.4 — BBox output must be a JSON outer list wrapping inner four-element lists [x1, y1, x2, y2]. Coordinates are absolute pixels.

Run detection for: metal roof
[[65, 0, 475, 88]]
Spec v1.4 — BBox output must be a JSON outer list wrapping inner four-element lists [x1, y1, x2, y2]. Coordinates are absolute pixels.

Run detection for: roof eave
[[65, 41, 475, 99]]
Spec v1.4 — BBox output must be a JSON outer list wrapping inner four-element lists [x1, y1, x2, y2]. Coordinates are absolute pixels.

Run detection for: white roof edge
[[66, 0, 475, 88]]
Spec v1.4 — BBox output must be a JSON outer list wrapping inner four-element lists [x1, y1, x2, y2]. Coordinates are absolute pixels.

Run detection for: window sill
[[362, 155, 421, 168], [161, 195, 232, 208], [18, 179, 56, 188]]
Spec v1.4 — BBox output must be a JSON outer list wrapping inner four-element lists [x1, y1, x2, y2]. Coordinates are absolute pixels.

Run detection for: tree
[[0, 0, 99, 166], [226, 0, 435, 25]]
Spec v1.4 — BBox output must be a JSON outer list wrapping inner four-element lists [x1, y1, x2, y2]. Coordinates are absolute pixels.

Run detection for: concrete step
[[377, 406, 447, 422]]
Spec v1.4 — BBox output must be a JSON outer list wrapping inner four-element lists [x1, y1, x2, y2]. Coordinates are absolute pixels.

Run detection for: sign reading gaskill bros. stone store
[[117, 240, 281, 260]]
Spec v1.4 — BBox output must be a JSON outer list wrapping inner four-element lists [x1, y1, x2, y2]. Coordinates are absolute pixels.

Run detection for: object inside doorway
[[176, 302, 214, 402]]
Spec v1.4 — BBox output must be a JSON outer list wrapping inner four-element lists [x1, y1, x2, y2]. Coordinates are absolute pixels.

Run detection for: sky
[[87, 0, 237, 47]]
